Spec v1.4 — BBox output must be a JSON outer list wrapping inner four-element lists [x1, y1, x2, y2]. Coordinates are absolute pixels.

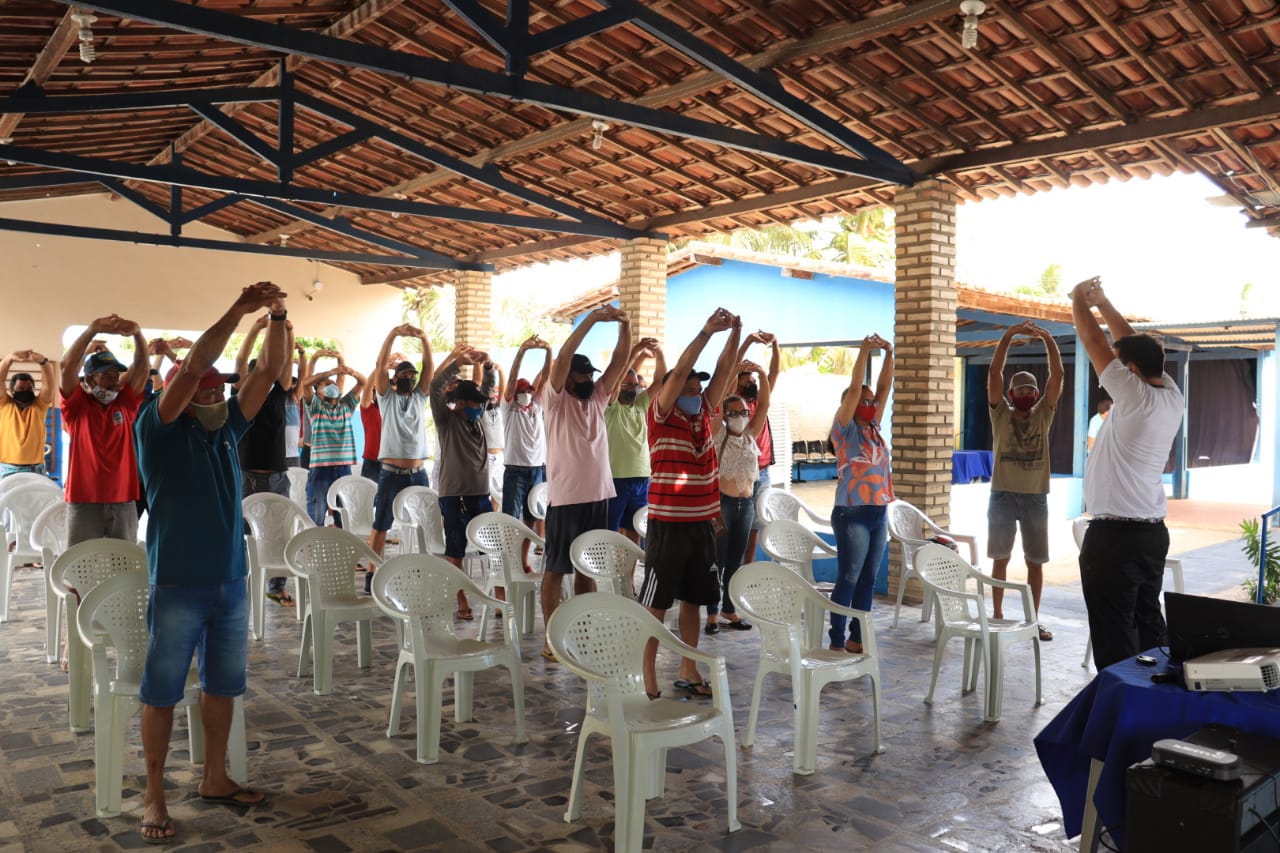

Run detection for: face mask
[[394, 377, 415, 394], [740, 383, 759, 401], [11, 390, 35, 406], [487, 400, 499, 411], [90, 385, 118, 405], [191, 400, 229, 431], [676, 395, 702, 416], [1011, 394, 1037, 413], [572, 379, 595, 400], [464, 406, 484, 422], [516, 393, 532, 407], [618, 389, 638, 405], [855, 403, 877, 423], [322, 385, 341, 399], [726, 414, 748, 433]]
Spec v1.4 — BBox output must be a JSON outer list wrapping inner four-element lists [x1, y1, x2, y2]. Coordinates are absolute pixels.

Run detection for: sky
[[497, 170, 1280, 324]]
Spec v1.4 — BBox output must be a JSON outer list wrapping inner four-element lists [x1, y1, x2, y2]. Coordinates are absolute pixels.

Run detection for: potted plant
[[1239, 518, 1280, 605]]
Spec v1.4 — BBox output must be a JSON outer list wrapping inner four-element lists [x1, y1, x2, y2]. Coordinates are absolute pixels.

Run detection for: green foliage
[[777, 345, 856, 375], [1240, 517, 1280, 605], [1015, 263, 1063, 298]]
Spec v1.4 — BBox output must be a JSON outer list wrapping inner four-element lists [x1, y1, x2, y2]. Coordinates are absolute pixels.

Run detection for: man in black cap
[[539, 305, 632, 659], [60, 315, 149, 545], [430, 343, 496, 619]]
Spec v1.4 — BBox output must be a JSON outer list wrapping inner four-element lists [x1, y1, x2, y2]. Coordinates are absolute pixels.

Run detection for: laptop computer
[[1165, 591, 1280, 662]]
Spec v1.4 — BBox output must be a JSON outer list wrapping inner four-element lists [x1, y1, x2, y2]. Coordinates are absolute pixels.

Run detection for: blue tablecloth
[[951, 450, 992, 484], [1034, 649, 1280, 846]]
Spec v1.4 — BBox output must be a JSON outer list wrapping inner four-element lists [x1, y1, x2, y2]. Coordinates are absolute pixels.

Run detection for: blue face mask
[[322, 385, 341, 399], [464, 406, 484, 422], [676, 395, 702, 416]]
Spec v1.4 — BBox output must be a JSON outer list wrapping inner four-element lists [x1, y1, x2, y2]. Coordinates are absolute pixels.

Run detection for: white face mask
[[726, 414, 749, 433], [516, 393, 532, 407], [89, 384, 119, 405]]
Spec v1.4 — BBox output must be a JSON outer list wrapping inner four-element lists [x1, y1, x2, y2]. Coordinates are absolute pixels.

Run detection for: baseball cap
[[83, 351, 127, 374], [452, 379, 488, 404], [570, 353, 598, 375], [661, 369, 711, 384], [1009, 371, 1039, 392], [393, 361, 418, 376], [164, 364, 238, 389], [514, 378, 535, 394]]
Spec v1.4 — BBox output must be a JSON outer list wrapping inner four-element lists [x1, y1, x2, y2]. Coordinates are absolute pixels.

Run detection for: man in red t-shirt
[[59, 315, 149, 545], [639, 308, 740, 700]]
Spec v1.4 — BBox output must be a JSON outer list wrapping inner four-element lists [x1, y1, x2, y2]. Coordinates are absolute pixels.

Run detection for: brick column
[[891, 179, 958, 605], [454, 268, 493, 349], [617, 237, 667, 343]]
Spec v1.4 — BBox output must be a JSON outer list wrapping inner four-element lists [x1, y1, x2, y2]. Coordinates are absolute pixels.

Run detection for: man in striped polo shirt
[[640, 307, 740, 700]]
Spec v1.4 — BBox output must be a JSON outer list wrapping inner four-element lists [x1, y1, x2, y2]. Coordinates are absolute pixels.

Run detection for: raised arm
[[872, 334, 894, 414], [120, 321, 149, 395], [704, 314, 742, 407], [612, 338, 653, 401], [60, 316, 114, 394], [743, 360, 772, 434], [655, 308, 734, 418], [34, 352, 56, 405], [649, 343, 667, 391], [233, 315, 267, 392], [551, 307, 609, 392], [531, 340, 552, 395], [505, 337, 533, 402], [291, 341, 308, 402], [1071, 277, 1116, 379], [988, 325, 1019, 407], [279, 322, 296, 388], [1038, 324, 1065, 407], [342, 366, 367, 399], [372, 326, 404, 396], [836, 336, 876, 429], [411, 326, 434, 392]]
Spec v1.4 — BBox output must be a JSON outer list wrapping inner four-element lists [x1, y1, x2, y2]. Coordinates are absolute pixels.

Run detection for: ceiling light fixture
[[590, 119, 610, 151], [959, 0, 985, 50], [71, 12, 98, 63]]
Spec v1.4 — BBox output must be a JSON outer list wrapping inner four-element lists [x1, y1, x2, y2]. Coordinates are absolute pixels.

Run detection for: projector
[[1183, 648, 1280, 692]]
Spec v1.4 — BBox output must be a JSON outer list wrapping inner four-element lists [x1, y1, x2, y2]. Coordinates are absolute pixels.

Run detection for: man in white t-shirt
[[1072, 278, 1184, 670], [502, 335, 552, 571]]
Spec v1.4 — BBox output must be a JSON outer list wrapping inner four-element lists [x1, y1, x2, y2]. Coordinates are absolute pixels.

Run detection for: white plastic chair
[[730, 561, 883, 774], [243, 492, 315, 637], [0, 480, 63, 623], [466, 512, 545, 638], [326, 474, 377, 537], [0, 471, 56, 494], [755, 486, 831, 531], [886, 499, 979, 628], [548, 592, 740, 853], [391, 484, 435, 556], [570, 529, 643, 598], [527, 481, 548, 521], [1073, 516, 1185, 668], [75, 569, 247, 817], [285, 466, 309, 510], [30, 500, 69, 663], [50, 539, 147, 733], [371, 554, 527, 764], [759, 519, 836, 650], [284, 527, 383, 695], [915, 543, 1042, 723], [631, 506, 648, 539]]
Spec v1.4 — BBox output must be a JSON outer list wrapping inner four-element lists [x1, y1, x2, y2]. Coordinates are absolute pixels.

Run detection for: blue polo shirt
[[134, 396, 251, 586]]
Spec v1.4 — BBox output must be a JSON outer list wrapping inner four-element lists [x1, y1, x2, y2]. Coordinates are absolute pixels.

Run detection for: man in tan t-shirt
[[986, 321, 1063, 639]]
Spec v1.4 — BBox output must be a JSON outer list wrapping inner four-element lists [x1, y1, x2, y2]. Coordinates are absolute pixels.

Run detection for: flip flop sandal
[[141, 818, 176, 845], [673, 679, 713, 698], [199, 785, 268, 808], [455, 608, 474, 621], [1038, 626, 1054, 641], [725, 618, 753, 630], [265, 591, 296, 608]]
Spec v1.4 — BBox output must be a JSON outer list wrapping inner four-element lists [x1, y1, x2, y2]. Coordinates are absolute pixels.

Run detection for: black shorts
[[638, 517, 720, 610], [544, 499, 610, 574]]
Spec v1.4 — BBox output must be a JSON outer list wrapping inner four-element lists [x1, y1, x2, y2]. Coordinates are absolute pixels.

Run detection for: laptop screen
[[1165, 592, 1280, 661]]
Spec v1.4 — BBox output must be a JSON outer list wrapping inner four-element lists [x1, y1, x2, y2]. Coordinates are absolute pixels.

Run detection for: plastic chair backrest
[[396, 486, 446, 554], [30, 500, 69, 560], [729, 561, 808, 653], [1071, 516, 1090, 551], [632, 506, 648, 538], [373, 553, 474, 643], [547, 592, 655, 712], [243, 493, 313, 565], [0, 481, 63, 544], [916, 542, 976, 625], [0, 472, 56, 494], [570, 530, 643, 597], [285, 527, 381, 606], [326, 475, 377, 529], [285, 467, 309, 508], [75, 568, 150, 684], [760, 519, 824, 584], [756, 487, 802, 525], [887, 499, 927, 543], [51, 539, 147, 603], [466, 512, 538, 585], [527, 482, 548, 521]]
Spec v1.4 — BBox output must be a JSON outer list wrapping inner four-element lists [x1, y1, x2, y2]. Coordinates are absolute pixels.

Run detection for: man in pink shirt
[[540, 305, 631, 660]]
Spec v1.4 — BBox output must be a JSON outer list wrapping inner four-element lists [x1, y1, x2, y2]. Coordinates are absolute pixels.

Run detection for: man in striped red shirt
[[640, 308, 740, 699]]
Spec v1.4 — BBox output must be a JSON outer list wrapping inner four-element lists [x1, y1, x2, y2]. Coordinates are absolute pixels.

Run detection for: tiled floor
[[0, 520, 1256, 853]]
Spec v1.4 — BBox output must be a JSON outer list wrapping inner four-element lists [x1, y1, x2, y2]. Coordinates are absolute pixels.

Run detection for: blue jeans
[[829, 504, 888, 647], [710, 494, 754, 616], [0, 462, 46, 477], [307, 464, 351, 528]]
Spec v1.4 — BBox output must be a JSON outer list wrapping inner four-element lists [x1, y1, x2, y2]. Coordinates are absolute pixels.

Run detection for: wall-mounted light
[[959, 0, 985, 49], [72, 13, 98, 63], [305, 260, 324, 301], [591, 119, 610, 151]]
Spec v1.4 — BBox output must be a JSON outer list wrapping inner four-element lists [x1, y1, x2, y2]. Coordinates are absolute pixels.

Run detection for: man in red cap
[[131, 281, 287, 843], [501, 335, 552, 570]]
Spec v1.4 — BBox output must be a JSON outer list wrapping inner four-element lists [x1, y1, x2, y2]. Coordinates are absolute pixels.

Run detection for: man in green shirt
[[604, 337, 665, 544]]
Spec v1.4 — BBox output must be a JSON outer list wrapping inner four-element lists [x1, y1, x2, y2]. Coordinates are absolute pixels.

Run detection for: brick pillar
[[454, 268, 493, 349], [617, 237, 667, 344], [891, 179, 958, 605]]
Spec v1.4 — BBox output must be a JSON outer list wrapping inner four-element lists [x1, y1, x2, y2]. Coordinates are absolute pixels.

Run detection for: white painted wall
[[0, 194, 405, 369]]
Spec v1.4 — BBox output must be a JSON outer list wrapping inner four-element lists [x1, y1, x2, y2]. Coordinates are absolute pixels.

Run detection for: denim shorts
[[139, 579, 249, 707], [501, 465, 545, 523], [372, 464, 429, 532], [986, 490, 1049, 564], [0, 462, 46, 478], [606, 477, 649, 532]]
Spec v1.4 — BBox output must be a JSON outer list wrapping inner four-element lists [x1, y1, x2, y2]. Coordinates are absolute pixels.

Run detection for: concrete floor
[[0, 492, 1259, 852]]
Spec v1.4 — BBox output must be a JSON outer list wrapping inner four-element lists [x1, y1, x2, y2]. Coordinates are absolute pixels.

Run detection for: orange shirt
[[0, 395, 50, 465]]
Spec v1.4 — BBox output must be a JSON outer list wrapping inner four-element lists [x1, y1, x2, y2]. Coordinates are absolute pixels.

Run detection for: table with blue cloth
[[1034, 648, 1280, 851], [950, 450, 992, 484]]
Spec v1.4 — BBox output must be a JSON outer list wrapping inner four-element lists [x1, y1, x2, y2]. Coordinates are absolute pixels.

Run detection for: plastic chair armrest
[[801, 505, 832, 528], [944, 532, 979, 564]]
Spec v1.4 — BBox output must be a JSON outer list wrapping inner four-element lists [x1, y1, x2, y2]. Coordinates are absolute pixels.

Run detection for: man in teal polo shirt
[[132, 281, 286, 844]]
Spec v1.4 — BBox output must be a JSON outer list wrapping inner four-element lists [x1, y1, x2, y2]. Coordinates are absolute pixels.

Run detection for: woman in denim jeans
[[705, 359, 771, 634], [829, 334, 894, 653]]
